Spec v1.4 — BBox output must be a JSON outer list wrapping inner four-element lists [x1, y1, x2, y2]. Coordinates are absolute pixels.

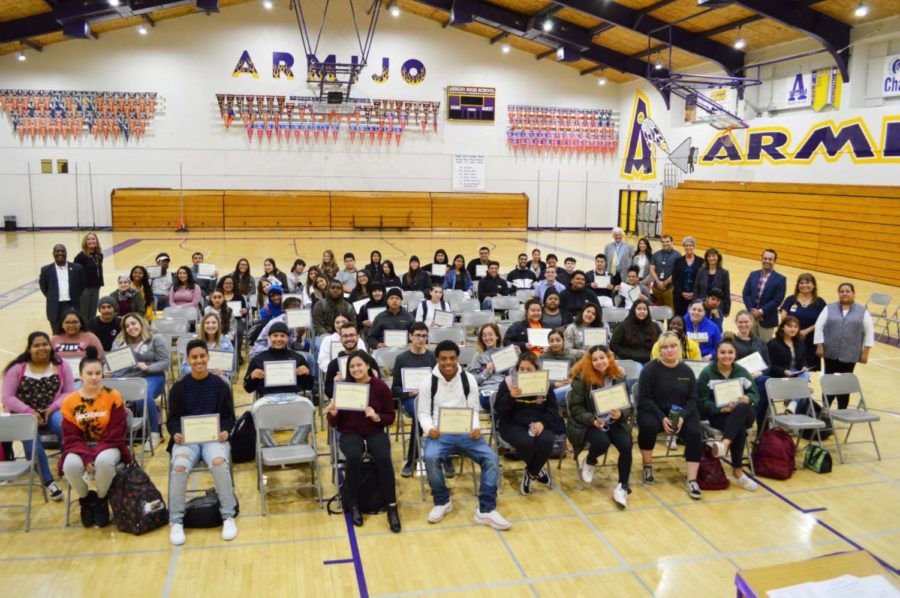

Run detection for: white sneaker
[[427, 501, 453, 524], [786, 400, 798, 415], [580, 462, 595, 484], [474, 508, 512, 531], [668, 436, 678, 451], [221, 517, 238, 541], [707, 440, 725, 458], [144, 432, 161, 452], [737, 474, 758, 492], [612, 483, 629, 509], [170, 523, 186, 546]]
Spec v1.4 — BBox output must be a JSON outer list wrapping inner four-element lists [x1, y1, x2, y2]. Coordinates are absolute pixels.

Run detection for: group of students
[[9, 232, 877, 539]]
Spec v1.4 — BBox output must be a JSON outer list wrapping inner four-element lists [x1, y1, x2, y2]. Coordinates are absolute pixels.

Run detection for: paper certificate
[[688, 332, 710, 343], [227, 301, 243, 315], [383, 329, 408, 348], [737, 352, 768, 372], [352, 298, 369, 314], [515, 369, 549, 396], [527, 328, 551, 348], [591, 384, 630, 414], [285, 308, 311, 329], [430, 264, 447, 277], [264, 360, 297, 387], [63, 357, 81, 379], [367, 307, 386, 322], [208, 350, 234, 372], [596, 275, 611, 288], [402, 367, 431, 392], [146, 265, 162, 278], [433, 310, 455, 328], [582, 327, 607, 347], [338, 356, 349, 375], [181, 414, 220, 444], [334, 382, 370, 411], [331, 341, 343, 361], [542, 359, 570, 381], [197, 263, 216, 277], [490, 345, 518, 372], [713, 379, 744, 407], [438, 407, 474, 434], [628, 286, 642, 302], [475, 264, 488, 278], [105, 348, 136, 372], [684, 361, 708, 378]]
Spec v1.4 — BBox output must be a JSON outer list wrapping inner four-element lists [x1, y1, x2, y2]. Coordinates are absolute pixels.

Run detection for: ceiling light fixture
[[137, 25, 148, 35], [17, 51, 26, 62], [854, 2, 869, 17], [389, 1, 400, 17], [263, 0, 274, 9], [543, 19, 553, 32], [597, 74, 607, 86], [734, 27, 746, 50], [654, 56, 663, 70], [109, 0, 121, 6], [501, 43, 511, 54]]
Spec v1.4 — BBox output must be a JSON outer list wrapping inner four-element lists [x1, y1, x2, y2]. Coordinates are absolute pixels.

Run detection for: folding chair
[[700, 420, 755, 475], [428, 325, 466, 346], [491, 295, 519, 318], [458, 345, 477, 367], [152, 318, 191, 336], [883, 305, 900, 344], [864, 293, 892, 331], [616, 360, 642, 385], [602, 307, 628, 329], [254, 399, 322, 514], [163, 306, 199, 330], [488, 391, 551, 494], [373, 347, 406, 448], [174, 334, 198, 380], [650, 305, 673, 325], [443, 289, 467, 304], [414, 396, 478, 501], [764, 378, 826, 450], [104, 377, 152, 464], [450, 298, 480, 314], [506, 308, 526, 324], [820, 373, 881, 463], [401, 291, 424, 311], [0, 414, 44, 531], [460, 310, 495, 341], [515, 289, 535, 304]]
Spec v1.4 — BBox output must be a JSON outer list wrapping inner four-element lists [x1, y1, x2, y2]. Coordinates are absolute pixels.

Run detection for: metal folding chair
[[515, 289, 535, 304], [649, 305, 673, 325], [489, 391, 551, 494], [506, 308, 526, 324], [820, 373, 881, 463], [162, 306, 199, 330], [764, 378, 826, 449], [428, 325, 466, 346], [104, 377, 152, 463], [864, 293, 892, 331], [450, 298, 480, 314], [458, 345, 477, 367], [401, 291, 424, 311], [0, 414, 44, 531], [602, 307, 629, 329], [460, 311, 495, 341], [443, 289, 467, 304]]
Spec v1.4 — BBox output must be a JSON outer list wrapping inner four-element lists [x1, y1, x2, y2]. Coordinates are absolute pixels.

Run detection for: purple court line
[[335, 469, 370, 598], [323, 558, 354, 565]]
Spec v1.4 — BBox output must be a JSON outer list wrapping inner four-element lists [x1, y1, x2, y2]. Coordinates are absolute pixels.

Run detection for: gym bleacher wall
[[0, 2, 627, 230]]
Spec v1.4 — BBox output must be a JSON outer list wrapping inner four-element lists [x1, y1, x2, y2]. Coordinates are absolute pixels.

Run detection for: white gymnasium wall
[[0, 1, 624, 229]]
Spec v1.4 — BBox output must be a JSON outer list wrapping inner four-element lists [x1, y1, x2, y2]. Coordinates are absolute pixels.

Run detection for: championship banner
[[812, 67, 842, 112]]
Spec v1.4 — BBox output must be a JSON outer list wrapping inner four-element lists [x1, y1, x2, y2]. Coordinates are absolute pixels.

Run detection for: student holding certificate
[[327, 351, 400, 533], [616, 266, 652, 310], [424, 248, 450, 286], [651, 316, 702, 361], [696, 339, 759, 492], [502, 299, 546, 357], [368, 288, 414, 349], [356, 282, 386, 333], [168, 266, 202, 310], [109, 313, 167, 450], [468, 323, 512, 412], [167, 340, 238, 546], [250, 297, 312, 358], [204, 290, 236, 343], [244, 322, 314, 397], [317, 315, 367, 375], [413, 285, 451, 327], [181, 313, 234, 378], [610, 299, 660, 365], [637, 332, 703, 500], [494, 353, 559, 496], [684, 300, 722, 359], [60, 347, 131, 527], [566, 346, 633, 508], [563, 304, 608, 359], [322, 323, 379, 400], [443, 254, 473, 293], [540, 288, 564, 329], [543, 329, 578, 417]]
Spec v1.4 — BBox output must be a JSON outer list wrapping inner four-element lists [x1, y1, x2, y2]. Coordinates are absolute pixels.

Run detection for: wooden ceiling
[[1, 0, 898, 86]]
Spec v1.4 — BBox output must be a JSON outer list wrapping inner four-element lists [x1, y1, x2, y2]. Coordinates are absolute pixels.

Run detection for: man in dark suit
[[741, 248, 786, 341], [39, 244, 85, 332]]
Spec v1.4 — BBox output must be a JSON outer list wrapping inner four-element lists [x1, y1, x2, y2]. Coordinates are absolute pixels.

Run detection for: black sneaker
[[94, 494, 111, 528], [400, 464, 413, 478], [520, 469, 531, 496], [443, 459, 456, 479], [685, 480, 702, 500], [46, 481, 64, 502], [642, 466, 655, 485], [534, 467, 551, 485], [79, 490, 98, 528]]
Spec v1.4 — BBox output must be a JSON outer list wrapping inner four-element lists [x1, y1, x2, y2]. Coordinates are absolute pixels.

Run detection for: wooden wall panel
[[663, 181, 900, 286], [431, 193, 528, 229], [329, 192, 432, 229], [223, 191, 330, 230], [112, 190, 223, 229]]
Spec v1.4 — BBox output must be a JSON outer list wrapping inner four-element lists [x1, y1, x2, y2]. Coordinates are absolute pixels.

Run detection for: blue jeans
[[481, 298, 493, 310], [131, 374, 164, 433], [424, 434, 499, 512], [22, 410, 63, 484], [169, 441, 236, 524]]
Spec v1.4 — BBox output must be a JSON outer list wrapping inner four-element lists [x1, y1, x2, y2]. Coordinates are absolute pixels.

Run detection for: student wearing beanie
[[87, 296, 122, 352], [401, 256, 431, 294], [369, 288, 414, 348]]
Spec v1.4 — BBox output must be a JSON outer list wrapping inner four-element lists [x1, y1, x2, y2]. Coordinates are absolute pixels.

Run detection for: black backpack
[[326, 453, 386, 515], [108, 462, 168, 535], [229, 411, 257, 463], [246, 320, 267, 346], [183, 488, 241, 528], [429, 371, 470, 406]]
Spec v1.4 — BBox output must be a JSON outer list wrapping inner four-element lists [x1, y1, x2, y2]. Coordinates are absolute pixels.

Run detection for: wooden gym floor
[[0, 229, 898, 597]]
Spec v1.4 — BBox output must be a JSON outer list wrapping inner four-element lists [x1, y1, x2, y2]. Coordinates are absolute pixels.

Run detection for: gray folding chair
[[254, 398, 322, 514], [506, 308, 526, 323], [820, 373, 881, 463], [515, 289, 535, 304], [152, 318, 191, 336], [460, 311, 495, 340], [488, 391, 551, 494], [616, 360, 642, 384], [104, 377, 152, 463], [174, 334, 199, 380], [443, 289, 467, 304], [864, 293, 892, 331], [450, 298, 480, 314], [428, 325, 466, 346], [883, 305, 900, 344], [765, 378, 826, 449], [458, 345, 477, 367], [162, 307, 199, 332], [401, 291, 424, 310], [602, 307, 629, 328], [650, 306, 673, 325], [491, 296, 519, 315], [700, 419, 755, 475], [414, 396, 478, 501], [372, 348, 405, 385], [0, 414, 44, 531]]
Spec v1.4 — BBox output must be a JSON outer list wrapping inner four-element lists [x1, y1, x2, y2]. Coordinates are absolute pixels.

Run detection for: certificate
[[527, 328, 551, 348], [208, 350, 234, 372], [227, 301, 243, 315], [63, 357, 82, 379], [197, 263, 216, 277], [475, 264, 488, 278], [432, 310, 455, 328], [338, 356, 349, 375], [582, 327, 607, 347], [330, 341, 343, 361], [146, 265, 162, 278], [490, 345, 518, 372], [684, 360, 708, 378], [401, 367, 431, 392], [687, 331, 709, 343], [595, 275, 611, 288], [438, 407, 474, 434], [737, 352, 768, 373], [713, 379, 744, 407], [264, 360, 297, 387], [542, 359, 570, 381], [181, 414, 220, 444], [515, 369, 549, 396], [383, 329, 408, 348], [430, 264, 447, 277], [627, 286, 642, 302], [333, 382, 370, 411], [285, 308, 311, 329], [105, 348, 136, 372], [367, 307, 386, 321], [352, 298, 369, 314], [591, 384, 630, 414]]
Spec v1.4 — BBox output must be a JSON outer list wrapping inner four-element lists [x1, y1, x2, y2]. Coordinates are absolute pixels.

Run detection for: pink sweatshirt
[[51, 331, 106, 360], [2, 361, 76, 414], [169, 285, 201, 307]]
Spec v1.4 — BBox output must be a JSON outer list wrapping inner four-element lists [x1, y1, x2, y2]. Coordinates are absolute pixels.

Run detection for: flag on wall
[[812, 67, 842, 112]]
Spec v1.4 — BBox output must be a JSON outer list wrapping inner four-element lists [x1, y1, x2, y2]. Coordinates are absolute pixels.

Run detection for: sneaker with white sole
[[580, 462, 595, 484], [427, 501, 453, 524], [535, 467, 551, 485], [221, 517, 238, 541], [46, 481, 64, 502], [786, 400, 798, 415], [641, 466, 655, 485], [144, 432, 161, 452], [667, 436, 678, 451], [612, 483, 629, 508], [520, 469, 531, 496], [707, 440, 725, 458], [170, 523, 186, 546], [474, 508, 512, 531], [737, 474, 758, 491], [685, 479, 702, 500]]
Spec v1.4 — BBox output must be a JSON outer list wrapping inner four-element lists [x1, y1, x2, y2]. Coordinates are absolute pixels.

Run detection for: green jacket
[[566, 375, 627, 452], [696, 362, 758, 419]]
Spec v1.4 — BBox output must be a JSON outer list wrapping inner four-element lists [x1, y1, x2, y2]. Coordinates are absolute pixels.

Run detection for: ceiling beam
[[490, 32, 509, 44], [731, 0, 850, 80], [536, 48, 555, 60], [22, 40, 44, 52], [580, 64, 604, 75], [590, 23, 614, 36], [142, 14, 156, 27], [550, 0, 744, 74]]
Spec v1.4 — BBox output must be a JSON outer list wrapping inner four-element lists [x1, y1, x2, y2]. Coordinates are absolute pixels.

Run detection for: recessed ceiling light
[[543, 19, 553, 32], [263, 0, 274, 9], [854, 2, 869, 17], [654, 57, 663, 70], [598, 75, 607, 86], [734, 36, 746, 49], [109, 0, 121, 6], [501, 43, 511, 54], [389, 1, 400, 17], [17, 51, 26, 62], [137, 25, 148, 35]]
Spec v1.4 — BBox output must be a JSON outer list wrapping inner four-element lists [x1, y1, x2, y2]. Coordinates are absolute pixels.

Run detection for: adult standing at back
[[73, 232, 104, 322], [603, 228, 634, 282], [39, 244, 85, 332], [672, 236, 700, 318], [779, 273, 827, 370], [741, 249, 786, 341], [649, 234, 680, 311], [693, 248, 731, 318]]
